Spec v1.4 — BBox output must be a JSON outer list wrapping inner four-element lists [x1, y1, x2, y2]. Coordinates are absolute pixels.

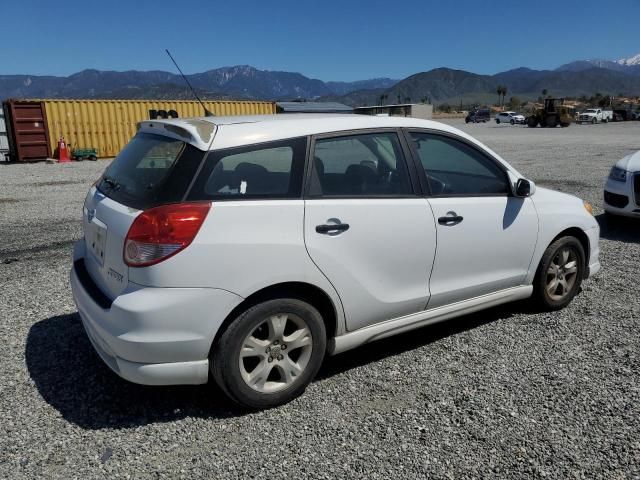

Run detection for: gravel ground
[[1, 121, 639, 479]]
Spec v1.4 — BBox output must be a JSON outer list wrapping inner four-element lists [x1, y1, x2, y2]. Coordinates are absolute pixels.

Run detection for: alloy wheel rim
[[546, 247, 578, 301], [239, 313, 313, 393]]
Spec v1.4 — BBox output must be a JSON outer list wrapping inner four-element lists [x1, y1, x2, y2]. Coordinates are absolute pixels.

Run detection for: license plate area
[[88, 218, 108, 267]]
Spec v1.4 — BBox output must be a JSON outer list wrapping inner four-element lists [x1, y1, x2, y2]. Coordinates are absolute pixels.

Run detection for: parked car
[[495, 111, 525, 125], [578, 108, 613, 124], [603, 150, 640, 218], [465, 108, 490, 123], [611, 112, 624, 122], [70, 114, 601, 408]]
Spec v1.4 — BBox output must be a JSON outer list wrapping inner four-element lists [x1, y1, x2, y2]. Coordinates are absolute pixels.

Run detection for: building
[[276, 101, 353, 114], [353, 103, 433, 120]]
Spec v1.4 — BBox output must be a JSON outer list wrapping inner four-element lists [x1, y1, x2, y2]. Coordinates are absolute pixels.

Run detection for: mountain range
[[1, 53, 639, 106]]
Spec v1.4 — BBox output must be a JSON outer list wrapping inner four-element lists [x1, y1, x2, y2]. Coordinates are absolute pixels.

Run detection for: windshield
[[585, 109, 597, 113], [97, 133, 204, 209]]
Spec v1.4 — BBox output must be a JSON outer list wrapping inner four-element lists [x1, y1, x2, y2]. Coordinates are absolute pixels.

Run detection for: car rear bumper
[[70, 248, 243, 385]]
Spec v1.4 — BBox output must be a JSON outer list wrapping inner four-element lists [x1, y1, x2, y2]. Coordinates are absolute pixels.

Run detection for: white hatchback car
[[70, 114, 600, 408], [604, 150, 640, 218], [495, 111, 525, 125]]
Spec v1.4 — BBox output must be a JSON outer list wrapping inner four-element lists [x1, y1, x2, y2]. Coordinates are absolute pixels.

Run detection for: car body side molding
[[328, 285, 533, 355]]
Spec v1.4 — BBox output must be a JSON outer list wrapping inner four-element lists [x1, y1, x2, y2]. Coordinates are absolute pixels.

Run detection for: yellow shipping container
[[39, 99, 275, 158]]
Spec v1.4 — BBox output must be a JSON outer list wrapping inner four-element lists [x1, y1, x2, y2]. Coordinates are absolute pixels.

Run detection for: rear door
[[406, 130, 538, 308], [84, 132, 203, 299], [304, 130, 437, 331]]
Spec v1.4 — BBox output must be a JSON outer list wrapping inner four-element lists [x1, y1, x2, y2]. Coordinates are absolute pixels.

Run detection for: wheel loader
[[526, 98, 574, 128]]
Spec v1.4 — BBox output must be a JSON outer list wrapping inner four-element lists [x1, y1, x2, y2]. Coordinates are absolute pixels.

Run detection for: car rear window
[[97, 133, 204, 209], [187, 137, 307, 200]]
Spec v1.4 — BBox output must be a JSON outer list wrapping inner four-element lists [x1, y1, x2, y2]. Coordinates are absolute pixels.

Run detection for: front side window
[[310, 132, 412, 196], [188, 137, 307, 200], [410, 133, 510, 196]]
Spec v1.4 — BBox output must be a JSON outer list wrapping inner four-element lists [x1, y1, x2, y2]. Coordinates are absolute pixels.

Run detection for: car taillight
[[124, 202, 211, 267]]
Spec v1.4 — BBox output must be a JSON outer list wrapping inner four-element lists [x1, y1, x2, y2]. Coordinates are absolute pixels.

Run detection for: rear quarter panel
[[128, 200, 347, 333]]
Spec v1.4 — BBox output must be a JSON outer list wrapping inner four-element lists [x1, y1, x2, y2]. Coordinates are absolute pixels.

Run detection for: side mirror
[[515, 178, 532, 197]]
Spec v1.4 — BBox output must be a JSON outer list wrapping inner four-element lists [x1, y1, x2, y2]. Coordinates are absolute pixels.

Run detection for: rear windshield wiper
[[101, 176, 121, 191]]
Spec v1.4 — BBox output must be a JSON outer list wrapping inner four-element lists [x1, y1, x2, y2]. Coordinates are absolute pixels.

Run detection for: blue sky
[[2, 0, 639, 81]]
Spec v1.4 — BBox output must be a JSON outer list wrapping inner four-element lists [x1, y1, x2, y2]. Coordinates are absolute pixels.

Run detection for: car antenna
[[165, 48, 214, 117]]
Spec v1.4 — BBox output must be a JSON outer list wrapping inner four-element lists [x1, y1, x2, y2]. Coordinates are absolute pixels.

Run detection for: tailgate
[[83, 186, 139, 299]]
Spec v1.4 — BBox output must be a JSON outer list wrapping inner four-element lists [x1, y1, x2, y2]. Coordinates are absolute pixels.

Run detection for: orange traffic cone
[[57, 136, 70, 163]]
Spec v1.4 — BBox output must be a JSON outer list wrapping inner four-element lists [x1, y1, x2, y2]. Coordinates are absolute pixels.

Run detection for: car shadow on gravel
[[595, 213, 640, 243], [26, 313, 240, 430], [318, 301, 529, 380], [28, 303, 530, 429]]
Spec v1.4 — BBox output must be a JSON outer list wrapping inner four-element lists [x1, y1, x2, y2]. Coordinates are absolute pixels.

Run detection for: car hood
[[534, 186, 583, 207], [615, 150, 640, 172]]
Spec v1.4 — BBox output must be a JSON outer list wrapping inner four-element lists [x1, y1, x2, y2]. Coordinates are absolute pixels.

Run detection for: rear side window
[[309, 132, 412, 196], [410, 133, 509, 196], [97, 133, 204, 209], [187, 137, 307, 200]]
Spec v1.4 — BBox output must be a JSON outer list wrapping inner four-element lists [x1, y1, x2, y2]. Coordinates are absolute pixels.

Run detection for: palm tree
[[542, 89, 548, 98], [501, 86, 508, 107], [496, 86, 503, 106]]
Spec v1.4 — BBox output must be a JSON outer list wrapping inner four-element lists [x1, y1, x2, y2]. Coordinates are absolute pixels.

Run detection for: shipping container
[[2, 100, 52, 162], [41, 99, 276, 158], [0, 103, 9, 161]]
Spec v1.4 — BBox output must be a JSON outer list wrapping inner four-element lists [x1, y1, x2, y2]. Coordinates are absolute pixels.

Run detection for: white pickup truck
[[578, 108, 613, 124]]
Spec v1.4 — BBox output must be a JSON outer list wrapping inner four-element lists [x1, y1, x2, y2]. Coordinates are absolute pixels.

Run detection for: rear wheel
[[527, 117, 538, 128], [532, 236, 584, 310], [510, 119, 515, 125], [545, 115, 558, 128], [88, 155, 97, 161], [496, 119, 500, 124], [211, 298, 326, 409], [592, 117, 597, 124]]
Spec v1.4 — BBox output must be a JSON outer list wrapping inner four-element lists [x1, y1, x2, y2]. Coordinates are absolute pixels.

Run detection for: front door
[[407, 131, 538, 308], [304, 130, 437, 331]]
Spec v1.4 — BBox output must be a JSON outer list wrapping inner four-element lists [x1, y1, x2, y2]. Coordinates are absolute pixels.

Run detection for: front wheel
[[510, 119, 515, 125], [496, 119, 500, 124], [211, 298, 326, 409], [532, 236, 585, 310]]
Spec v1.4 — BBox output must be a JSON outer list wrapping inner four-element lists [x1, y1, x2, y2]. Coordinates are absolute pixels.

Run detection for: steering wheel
[[426, 173, 451, 194]]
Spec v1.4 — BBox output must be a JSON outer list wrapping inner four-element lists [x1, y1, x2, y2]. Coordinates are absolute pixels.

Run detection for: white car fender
[[525, 187, 599, 284]]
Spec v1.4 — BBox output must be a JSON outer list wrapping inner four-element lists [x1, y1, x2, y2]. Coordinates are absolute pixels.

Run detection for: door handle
[[316, 223, 350, 234], [437, 215, 464, 226]]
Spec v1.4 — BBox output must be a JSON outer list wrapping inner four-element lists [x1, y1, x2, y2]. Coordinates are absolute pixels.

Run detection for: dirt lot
[[1, 120, 639, 479]]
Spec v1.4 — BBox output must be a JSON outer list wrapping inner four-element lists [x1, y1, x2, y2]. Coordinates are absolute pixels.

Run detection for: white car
[[70, 114, 600, 408], [578, 108, 613, 124], [495, 111, 525, 125], [604, 150, 640, 218]]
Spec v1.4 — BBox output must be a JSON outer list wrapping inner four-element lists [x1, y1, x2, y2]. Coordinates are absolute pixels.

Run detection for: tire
[[532, 236, 585, 311], [510, 119, 515, 125], [88, 155, 97, 161], [592, 117, 597, 124], [496, 119, 500, 124], [527, 117, 538, 128], [545, 115, 558, 128], [211, 298, 326, 409]]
